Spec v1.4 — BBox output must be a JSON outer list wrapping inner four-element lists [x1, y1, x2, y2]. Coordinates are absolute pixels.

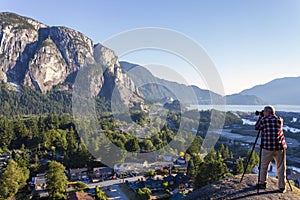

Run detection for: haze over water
[[189, 105, 300, 113]]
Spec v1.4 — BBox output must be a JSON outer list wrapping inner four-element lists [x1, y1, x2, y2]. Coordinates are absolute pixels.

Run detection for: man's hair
[[264, 105, 275, 115]]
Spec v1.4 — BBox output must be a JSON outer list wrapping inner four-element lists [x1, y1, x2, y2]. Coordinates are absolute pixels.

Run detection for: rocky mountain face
[[0, 12, 141, 106]]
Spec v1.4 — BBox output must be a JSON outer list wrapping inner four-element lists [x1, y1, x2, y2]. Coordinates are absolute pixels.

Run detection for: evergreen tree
[[236, 159, 244, 175], [187, 153, 204, 179], [143, 139, 154, 151], [14, 144, 29, 168], [46, 161, 68, 199], [219, 144, 230, 160], [27, 117, 39, 138], [244, 149, 259, 173], [195, 159, 227, 188], [0, 119, 14, 149], [187, 159, 196, 178], [0, 160, 29, 200], [204, 148, 218, 162], [125, 138, 140, 152], [14, 119, 29, 139], [187, 136, 202, 155]]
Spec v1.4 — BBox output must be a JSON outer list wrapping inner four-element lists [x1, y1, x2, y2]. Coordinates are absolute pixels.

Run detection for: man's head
[[264, 105, 275, 116]]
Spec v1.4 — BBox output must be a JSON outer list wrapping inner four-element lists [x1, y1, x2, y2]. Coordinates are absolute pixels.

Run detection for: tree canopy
[[46, 161, 68, 199]]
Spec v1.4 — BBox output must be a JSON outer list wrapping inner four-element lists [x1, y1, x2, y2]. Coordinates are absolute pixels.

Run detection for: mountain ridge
[[120, 61, 266, 105], [240, 76, 300, 105], [0, 12, 143, 107], [1, 12, 298, 106]]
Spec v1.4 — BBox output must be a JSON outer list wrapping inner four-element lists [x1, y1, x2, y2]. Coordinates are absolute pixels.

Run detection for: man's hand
[[255, 145, 261, 149]]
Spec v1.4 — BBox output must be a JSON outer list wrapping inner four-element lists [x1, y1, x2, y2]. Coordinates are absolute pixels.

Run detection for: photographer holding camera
[[255, 105, 287, 193]]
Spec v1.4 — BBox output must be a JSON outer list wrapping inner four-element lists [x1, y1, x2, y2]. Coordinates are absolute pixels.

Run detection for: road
[[87, 175, 144, 188]]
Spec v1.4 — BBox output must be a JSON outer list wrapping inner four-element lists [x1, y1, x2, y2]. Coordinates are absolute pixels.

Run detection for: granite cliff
[[0, 12, 142, 106]]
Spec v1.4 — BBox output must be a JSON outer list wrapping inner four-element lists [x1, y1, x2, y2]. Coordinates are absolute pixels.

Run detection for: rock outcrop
[[0, 12, 142, 106], [184, 174, 300, 200]]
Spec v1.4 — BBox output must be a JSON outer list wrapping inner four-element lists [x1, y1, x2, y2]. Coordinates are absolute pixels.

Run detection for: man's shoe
[[257, 183, 266, 189], [279, 188, 286, 193]]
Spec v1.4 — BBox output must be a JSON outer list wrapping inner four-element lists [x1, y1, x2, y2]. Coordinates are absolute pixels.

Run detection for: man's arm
[[255, 117, 262, 130]]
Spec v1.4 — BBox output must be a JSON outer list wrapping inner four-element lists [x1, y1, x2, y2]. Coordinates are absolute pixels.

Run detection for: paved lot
[[87, 175, 143, 199], [103, 184, 129, 200]]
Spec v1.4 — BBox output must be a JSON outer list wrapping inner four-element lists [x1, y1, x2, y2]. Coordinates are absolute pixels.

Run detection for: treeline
[[0, 84, 110, 116], [0, 114, 92, 169], [187, 144, 259, 188], [0, 108, 243, 169]]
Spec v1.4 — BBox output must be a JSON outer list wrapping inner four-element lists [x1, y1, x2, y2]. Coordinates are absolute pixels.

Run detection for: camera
[[255, 110, 264, 117]]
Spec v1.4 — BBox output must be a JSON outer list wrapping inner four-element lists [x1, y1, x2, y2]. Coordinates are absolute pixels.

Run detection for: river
[[220, 129, 300, 148], [189, 104, 300, 113]]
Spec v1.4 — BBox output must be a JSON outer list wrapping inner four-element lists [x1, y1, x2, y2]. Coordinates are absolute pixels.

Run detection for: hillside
[[120, 61, 221, 104], [225, 94, 265, 105], [120, 61, 265, 105], [0, 12, 142, 108], [240, 77, 300, 105], [184, 174, 300, 200]]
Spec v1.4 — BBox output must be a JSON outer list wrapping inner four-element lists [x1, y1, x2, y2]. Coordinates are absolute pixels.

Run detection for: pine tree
[[0, 160, 29, 200], [195, 159, 227, 188], [0, 119, 14, 149], [187, 159, 196, 178], [219, 144, 230, 159], [236, 159, 244, 175], [46, 161, 68, 199], [125, 138, 140, 152], [244, 149, 259, 173]]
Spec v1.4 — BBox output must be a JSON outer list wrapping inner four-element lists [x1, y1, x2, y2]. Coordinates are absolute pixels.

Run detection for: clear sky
[[2, 0, 300, 95]]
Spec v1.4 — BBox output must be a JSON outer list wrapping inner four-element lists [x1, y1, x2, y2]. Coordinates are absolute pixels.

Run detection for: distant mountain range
[[120, 61, 300, 105], [0, 12, 298, 108], [240, 76, 300, 105], [120, 61, 224, 105], [120, 62, 266, 105]]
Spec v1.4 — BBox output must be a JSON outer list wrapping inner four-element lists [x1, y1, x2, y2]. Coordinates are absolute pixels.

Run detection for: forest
[[0, 83, 257, 199]]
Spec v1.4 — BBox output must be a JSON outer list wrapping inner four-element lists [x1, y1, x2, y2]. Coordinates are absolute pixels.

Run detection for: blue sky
[[2, 0, 300, 94]]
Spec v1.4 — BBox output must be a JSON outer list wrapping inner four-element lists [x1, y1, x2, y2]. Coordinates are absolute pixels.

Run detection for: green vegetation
[[137, 187, 151, 200], [0, 82, 250, 197], [187, 142, 259, 188], [244, 149, 259, 174], [0, 83, 111, 116], [0, 13, 36, 30], [41, 39, 54, 48], [46, 161, 68, 199], [236, 159, 244, 175], [95, 186, 109, 200], [0, 160, 29, 200]]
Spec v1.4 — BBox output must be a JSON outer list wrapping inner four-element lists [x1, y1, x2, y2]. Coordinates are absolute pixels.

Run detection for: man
[[255, 105, 287, 193]]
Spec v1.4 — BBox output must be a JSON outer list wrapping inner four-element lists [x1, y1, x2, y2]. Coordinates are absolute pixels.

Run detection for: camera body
[[255, 110, 264, 117]]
